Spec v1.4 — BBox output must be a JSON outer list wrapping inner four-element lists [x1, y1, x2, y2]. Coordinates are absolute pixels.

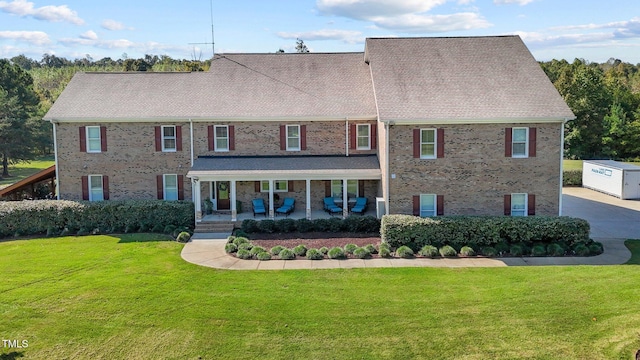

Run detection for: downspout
[[558, 119, 567, 216], [189, 119, 194, 167], [345, 118, 349, 157], [50, 119, 60, 200], [385, 121, 390, 215]]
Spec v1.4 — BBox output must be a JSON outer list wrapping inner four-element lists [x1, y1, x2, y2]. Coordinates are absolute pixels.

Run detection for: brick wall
[[387, 123, 562, 216]]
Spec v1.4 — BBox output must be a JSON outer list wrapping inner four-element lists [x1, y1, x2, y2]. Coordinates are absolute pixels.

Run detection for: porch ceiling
[[187, 154, 381, 181]]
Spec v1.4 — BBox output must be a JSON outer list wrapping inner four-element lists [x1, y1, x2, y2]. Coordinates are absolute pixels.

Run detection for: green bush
[[237, 243, 253, 251], [249, 246, 266, 256], [236, 249, 251, 259], [275, 218, 296, 232], [234, 230, 248, 238], [46, 226, 59, 237], [256, 252, 272, 261], [589, 242, 604, 255], [319, 246, 329, 254], [418, 245, 439, 257], [531, 245, 547, 256], [379, 246, 391, 258], [364, 244, 377, 254], [509, 244, 524, 256], [257, 220, 276, 233], [163, 224, 177, 235], [176, 231, 191, 243], [293, 244, 308, 257], [353, 247, 370, 259], [327, 247, 346, 259], [396, 246, 415, 258], [278, 248, 295, 260], [343, 216, 381, 233], [306, 248, 324, 260], [270, 245, 286, 256], [481, 247, 498, 257], [224, 243, 238, 253], [327, 217, 344, 232], [344, 243, 358, 254], [573, 244, 590, 256], [295, 218, 314, 232], [233, 237, 249, 246], [240, 219, 259, 234], [439, 245, 457, 257], [460, 246, 476, 256], [547, 243, 565, 257], [495, 242, 510, 255], [563, 169, 582, 187]]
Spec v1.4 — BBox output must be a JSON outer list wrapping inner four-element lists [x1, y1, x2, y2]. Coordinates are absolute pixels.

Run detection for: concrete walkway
[[181, 187, 636, 270]]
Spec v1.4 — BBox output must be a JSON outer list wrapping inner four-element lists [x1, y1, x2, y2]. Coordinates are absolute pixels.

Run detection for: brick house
[[43, 36, 574, 222]]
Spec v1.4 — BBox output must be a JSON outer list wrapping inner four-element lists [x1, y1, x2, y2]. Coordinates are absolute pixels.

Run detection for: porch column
[[342, 178, 348, 218], [306, 179, 311, 220], [230, 180, 237, 222], [194, 178, 202, 223], [268, 179, 275, 219]]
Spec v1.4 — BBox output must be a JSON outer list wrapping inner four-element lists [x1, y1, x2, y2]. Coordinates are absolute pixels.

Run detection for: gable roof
[[364, 36, 575, 122]]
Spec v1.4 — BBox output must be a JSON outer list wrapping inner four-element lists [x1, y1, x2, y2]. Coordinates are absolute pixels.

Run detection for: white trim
[[345, 119, 349, 157], [511, 127, 529, 158], [214, 125, 230, 152], [187, 169, 381, 182], [44, 115, 378, 123], [559, 120, 567, 216], [356, 123, 371, 150], [510, 193, 527, 217], [86, 126, 102, 153], [161, 125, 177, 152], [379, 117, 572, 125], [52, 121, 60, 200], [420, 128, 437, 159], [286, 124, 301, 151]]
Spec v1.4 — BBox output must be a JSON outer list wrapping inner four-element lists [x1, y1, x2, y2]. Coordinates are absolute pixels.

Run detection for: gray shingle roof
[[365, 36, 575, 121]]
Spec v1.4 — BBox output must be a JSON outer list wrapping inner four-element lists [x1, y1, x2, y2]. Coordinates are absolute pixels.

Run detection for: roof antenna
[[188, 0, 215, 58]]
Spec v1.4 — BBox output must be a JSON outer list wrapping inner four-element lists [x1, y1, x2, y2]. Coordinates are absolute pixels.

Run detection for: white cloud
[[0, 0, 84, 25], [79, 30, 98, 40], [276, 29, 363, 44], [58, 35, 189, 55], [493, 0, 536, 5], [101, 19, 132, 31], [0, 30, 50, 45], [315, 0, 491, 33]]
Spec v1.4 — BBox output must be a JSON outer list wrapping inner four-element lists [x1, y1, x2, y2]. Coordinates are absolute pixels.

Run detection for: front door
[[216, 181, 230, 210]]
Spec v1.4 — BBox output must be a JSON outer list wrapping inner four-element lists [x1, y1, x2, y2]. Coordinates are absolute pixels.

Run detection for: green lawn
[[563, 159, 583, 171], [0, 155, 55, 189], [2, 235, 640, 359]]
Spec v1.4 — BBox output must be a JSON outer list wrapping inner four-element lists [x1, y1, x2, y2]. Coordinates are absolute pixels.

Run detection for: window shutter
[[358, 180, 365, 197], [436, 195, 444, 216], [255, 181, 261, 192], [207, 125, 214, 151], [176, 126, 183, 151], [528, 194, 535, 216], [325, 180, 331, 197], [437, 128, 444, 158], [229, 125, 235, 151], [505, 128, 512, 157], [155, 126, 162, 152], [79, 126, 86, 152], [300, 125, 307, 150], [177, 175, 184, 200], [156, 175, 164, 199], [103, 176, 110, 200], [81, 176, 89, 200], [504, 194, 511, 216], [349, 124, 356, 150], [371, 124, 377, 149], [280, 125, 286, 150], [528, 127, 537, 157], [100, 126, 107, 152], [412, 195, 420, 216], [288, 180, 294, 192], [413, 129, 420, 158]]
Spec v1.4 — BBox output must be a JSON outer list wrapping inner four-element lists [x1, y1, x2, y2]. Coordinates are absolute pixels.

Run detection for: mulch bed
[[247, 231, 381, 249]]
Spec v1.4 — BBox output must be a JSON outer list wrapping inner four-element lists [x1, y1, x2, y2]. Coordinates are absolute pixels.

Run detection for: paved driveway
[[563, 187, 640, 239]]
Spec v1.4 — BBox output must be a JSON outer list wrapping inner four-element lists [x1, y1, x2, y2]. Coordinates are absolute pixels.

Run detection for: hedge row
[[381, 215, 590, 251], [563, 169, 582, 187], [240, 215, 380, 234], [0, 200, 194, 238]]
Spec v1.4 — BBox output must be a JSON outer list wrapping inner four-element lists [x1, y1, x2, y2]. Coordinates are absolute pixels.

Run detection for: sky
[[1, 0, 639, 63]]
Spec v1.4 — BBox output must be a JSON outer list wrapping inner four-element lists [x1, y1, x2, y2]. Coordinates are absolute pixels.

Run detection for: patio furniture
[[350, 197, 368, 214], [323, 197, 343, 215], [276, 197, 295, 216], [252, 198, 267, 217]]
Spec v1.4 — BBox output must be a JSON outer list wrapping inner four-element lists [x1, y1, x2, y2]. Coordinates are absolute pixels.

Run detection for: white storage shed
[[582, 160, 640, 199]]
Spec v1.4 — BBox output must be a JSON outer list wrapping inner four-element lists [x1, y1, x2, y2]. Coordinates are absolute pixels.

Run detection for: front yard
[[2, 235, 640, 359]]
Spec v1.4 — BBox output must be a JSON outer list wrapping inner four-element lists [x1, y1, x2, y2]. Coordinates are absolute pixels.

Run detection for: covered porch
[[187, 155, 382, 222]]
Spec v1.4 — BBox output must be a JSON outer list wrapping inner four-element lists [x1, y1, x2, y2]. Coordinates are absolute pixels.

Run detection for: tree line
[[2, 52, 640, 180]]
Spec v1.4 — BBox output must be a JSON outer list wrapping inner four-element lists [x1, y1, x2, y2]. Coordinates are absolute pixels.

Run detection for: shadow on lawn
[[116, 233, 174, 244], [0, 351, 25, 360], [624, 240, 640, 265]]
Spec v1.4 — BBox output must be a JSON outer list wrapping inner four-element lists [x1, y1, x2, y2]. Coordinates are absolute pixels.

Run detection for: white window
[[512, 128, 528, 158], [164, 174, 178, 200], [511, 193, 527, 216], [286, 125, 300, 151], [162, 125, 176, 152], [261, 180, 288, 193], [420, 129, 436, 159], [86, 126, 101, 153], [331, 180, 358, 198], [357, 124, 370, 150], [420, 194, 436, 217], [215, 125, 229, 152], [89, 175, 104, 202]]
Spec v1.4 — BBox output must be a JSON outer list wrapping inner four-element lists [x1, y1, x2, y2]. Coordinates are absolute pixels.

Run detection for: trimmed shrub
[[46, 226, 59, 237], [379, 246, 391, 258], [319, 246, 329, 254], [460, 246, 476, 256], [589, 242, 604, 255], [236, 249, 251, 259], [344, 243, 358, 254], [312, 218, 331, 232], [256, 252, 272, 261], [278, 248, 295, 260], [439, 245, 457, 257], [240, 219, 259, 234], [249, 246, 266, 256], [353, 247, 370, 259], [494, 242, 510, 255], [293, 244, 308, 257], [531, 245, 547, 256], [275, 218, 296, 233], [234, 230, 248, 238], [573, 243, 590, 256], [257, 220, 276, 233], [226, 235, 236, 243], [327, 217, 344, 232], [270, 245, 286, 256], [125, 223, 139, 233], [364, 244, 377, 254], [509, 244, 524, 256], [176, 231, 191, 243], [163, 224, 177, 235], [225, 243, 238, 253], [238, 243, 253, 251], [396, 245, 415, 258], [151, 223, 165, 233], [546, 243, 565, 257], [343, 215, 381, 233], [306, 248, 324, 260], [378, 242, 390, 251], [327, 247, 346, 259], [481, 246, 498, 257], [233, 237, 249, 246], [295, 218, 314, 232], [418, 245, 439, 257], [563, 169, 582, 187]]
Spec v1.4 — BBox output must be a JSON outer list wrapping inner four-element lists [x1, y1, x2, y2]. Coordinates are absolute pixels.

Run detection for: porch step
[[194, 221, 236, 233]]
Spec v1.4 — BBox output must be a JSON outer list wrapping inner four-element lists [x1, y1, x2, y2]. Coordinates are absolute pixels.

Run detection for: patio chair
[[350, 197, 368, 215], [276, 197, 295, 216], [252, 198, 267, 217], [323, 197, 343, 216]]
